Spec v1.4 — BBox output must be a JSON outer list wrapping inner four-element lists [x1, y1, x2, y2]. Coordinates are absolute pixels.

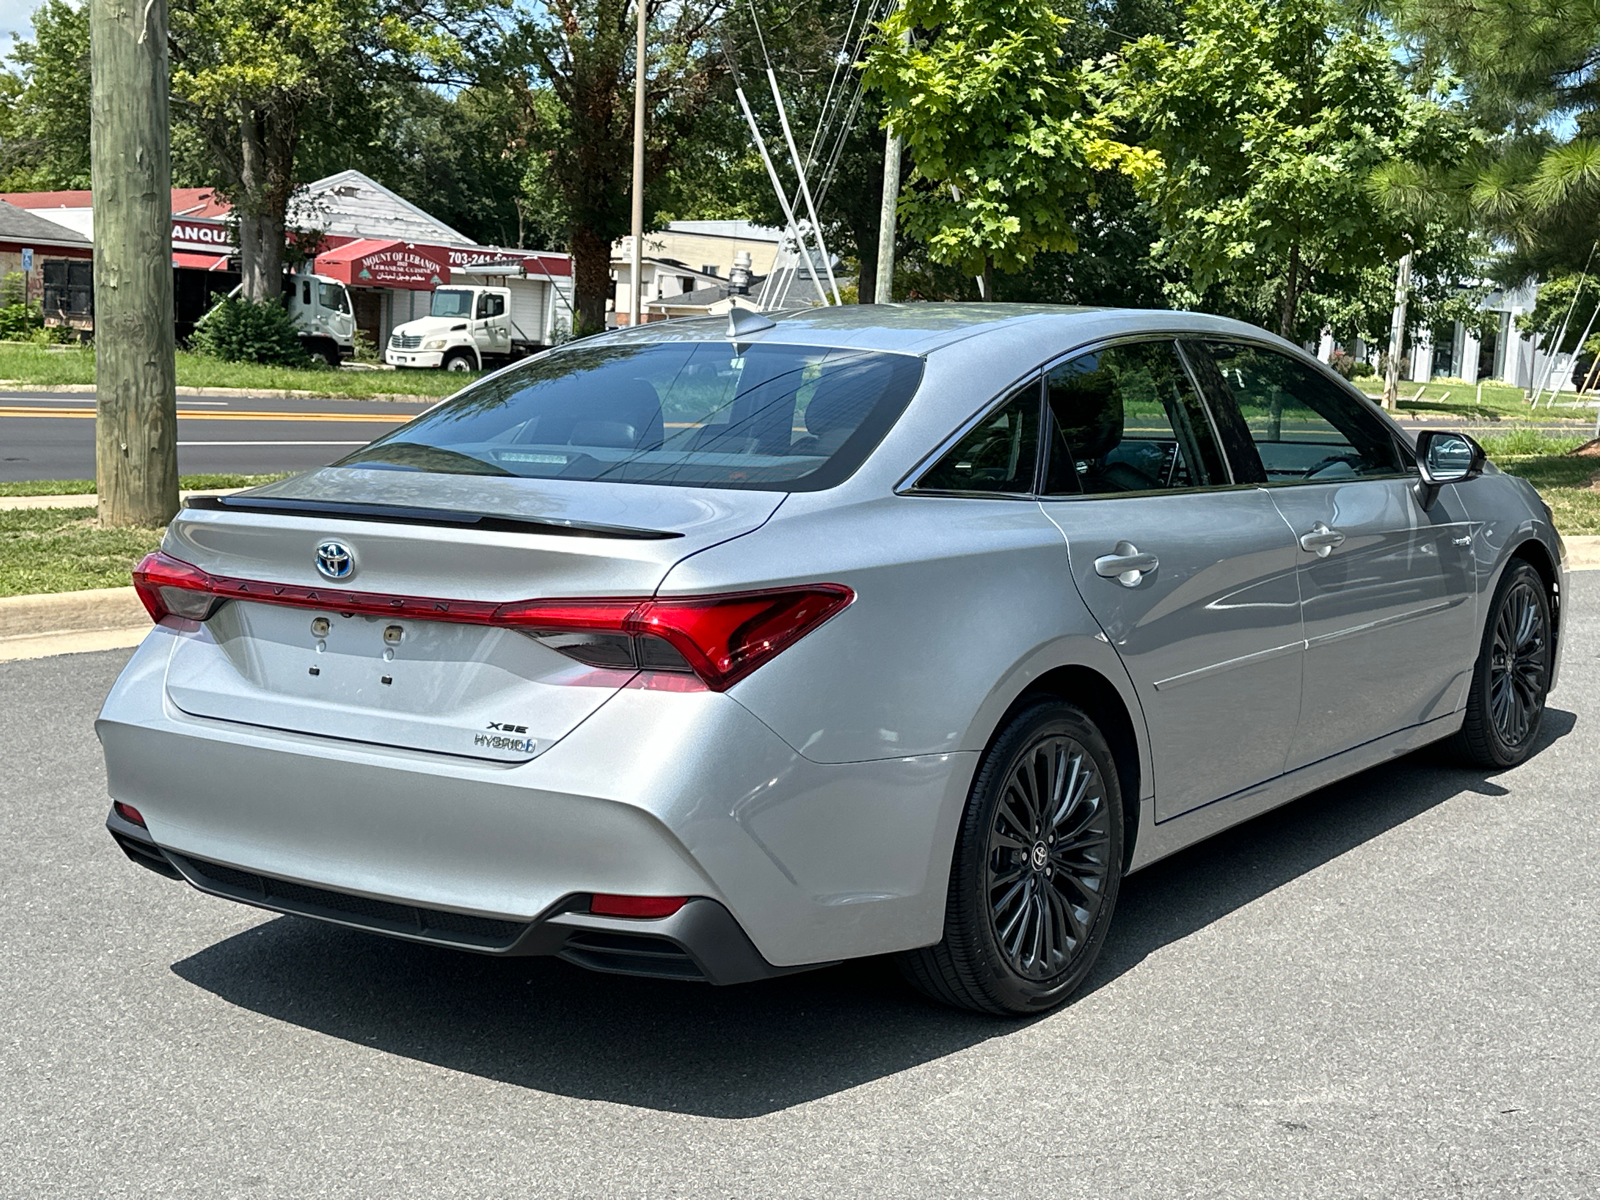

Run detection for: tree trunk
[[90, 0, 178, 528], [236, 114, 287, 302], [980, 255, 995, 302], [570, 224, 612, 334], [1278, 242, 1300, 340]]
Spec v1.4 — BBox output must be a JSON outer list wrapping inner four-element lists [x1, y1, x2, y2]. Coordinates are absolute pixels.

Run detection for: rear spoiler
[[183, 494, 681, 540]]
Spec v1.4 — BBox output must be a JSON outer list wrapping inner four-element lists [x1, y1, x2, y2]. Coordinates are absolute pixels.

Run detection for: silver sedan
[[99, 305, 1564, 1014]]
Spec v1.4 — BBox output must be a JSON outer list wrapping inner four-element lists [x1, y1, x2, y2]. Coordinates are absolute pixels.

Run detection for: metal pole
[[629, 0, 646, 327], [766, 69, 841, 304], [735, 87, 829, 306], [874, 122, 902, 305], [90, 0, 177, 527]]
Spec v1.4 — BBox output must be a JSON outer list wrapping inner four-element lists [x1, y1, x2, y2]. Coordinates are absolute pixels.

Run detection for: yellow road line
[[0, 408, 408, 422]]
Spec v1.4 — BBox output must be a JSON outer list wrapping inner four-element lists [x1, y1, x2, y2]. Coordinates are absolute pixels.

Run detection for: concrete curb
[[3, 536, 1598, 664], [0, 381, 443, 403], [0, 486, 249, 512], [0, 587, 148, 663]]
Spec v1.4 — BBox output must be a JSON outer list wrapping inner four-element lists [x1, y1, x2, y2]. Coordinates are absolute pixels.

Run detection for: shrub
[[1349, 359, 1376, 379], [1327, 348, 1357, 378], [190, 296, 309, 366]]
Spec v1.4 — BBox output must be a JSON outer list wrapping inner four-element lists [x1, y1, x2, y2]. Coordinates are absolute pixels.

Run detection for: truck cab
[[284, 272, 356, 364], [385, 286, 520, 371]]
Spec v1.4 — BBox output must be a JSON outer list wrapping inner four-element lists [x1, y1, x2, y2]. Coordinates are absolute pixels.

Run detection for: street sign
[[21, 248, 33, 272]]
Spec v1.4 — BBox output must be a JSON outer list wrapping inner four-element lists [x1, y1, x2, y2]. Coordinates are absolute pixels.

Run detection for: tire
[[897, 699, 1124, 1016], [303, 340, 339, 367], [1450, 559, 1552, 768], [442, 350, 476, 373]]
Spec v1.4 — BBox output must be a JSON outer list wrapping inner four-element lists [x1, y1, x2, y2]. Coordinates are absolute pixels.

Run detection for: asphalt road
[[2, 579, 1597, 1197], [0, 390, 431, 481]]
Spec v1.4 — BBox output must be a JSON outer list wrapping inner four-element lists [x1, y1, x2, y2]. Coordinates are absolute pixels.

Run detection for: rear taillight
[[133, 552, 226, 623], [130, 551, 852, 692], [502, 585, 854, 691]]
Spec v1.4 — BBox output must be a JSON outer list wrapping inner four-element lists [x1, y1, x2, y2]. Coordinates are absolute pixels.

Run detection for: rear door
[[1185, 339, 1478, 769], [1036, 340, 1305, 820]]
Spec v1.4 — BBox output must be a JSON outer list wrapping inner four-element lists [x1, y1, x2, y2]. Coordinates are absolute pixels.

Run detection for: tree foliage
[[1113, 0, 1431, 339], [864, 0, 1153, 288], [0, 0, 91, 191], [1385, 0, 1600, 282]]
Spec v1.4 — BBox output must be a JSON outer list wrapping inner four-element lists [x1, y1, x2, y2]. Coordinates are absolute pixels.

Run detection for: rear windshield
[[338, 340, 925, 491]]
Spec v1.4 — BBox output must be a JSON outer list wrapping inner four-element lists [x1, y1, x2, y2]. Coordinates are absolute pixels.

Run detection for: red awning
[[172, 252, 231, 271], [314, 238, 450, 290]]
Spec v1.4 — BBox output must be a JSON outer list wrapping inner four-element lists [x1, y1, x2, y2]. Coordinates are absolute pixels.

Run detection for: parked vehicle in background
[[100, 305, 1564, 1016], [385, 284, 545, 371], [284, 271, 356, 365]]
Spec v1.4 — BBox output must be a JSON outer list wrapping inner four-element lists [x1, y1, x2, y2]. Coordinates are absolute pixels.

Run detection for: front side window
[[1189, 341, 1403, 483], [1043, 341, 1226, 496], [914, 379, 1041, 494], [430, 289, 475, 319], [476, 293, 505, 319], [338, 341, 924, 492], [318, 282, 350, 314]]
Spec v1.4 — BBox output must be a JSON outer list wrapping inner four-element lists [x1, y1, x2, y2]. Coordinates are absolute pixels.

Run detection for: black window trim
[[898, 370, 1046, 500], [1179, 335, 1417, 488]]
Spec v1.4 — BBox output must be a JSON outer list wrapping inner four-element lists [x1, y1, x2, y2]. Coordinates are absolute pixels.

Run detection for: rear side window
[[1043, 341, 1226, 495], [913, 379, 1041, 494], [338, 341, 925, 492], [1189, 341, 1403, 483]]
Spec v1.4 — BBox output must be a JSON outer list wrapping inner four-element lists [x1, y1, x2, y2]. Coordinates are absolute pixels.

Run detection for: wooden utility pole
[[1381, 249, 1413, 413], [873, 126, 901, 305], [628, 0, 647, 327], [90, 0, 178, 526]]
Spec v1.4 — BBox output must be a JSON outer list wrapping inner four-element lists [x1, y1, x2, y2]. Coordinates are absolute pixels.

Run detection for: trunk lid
[[160, 467, 782, 762]]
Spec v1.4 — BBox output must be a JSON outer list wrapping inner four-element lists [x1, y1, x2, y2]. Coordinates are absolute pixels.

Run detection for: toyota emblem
[[315, 540, 354, 580]]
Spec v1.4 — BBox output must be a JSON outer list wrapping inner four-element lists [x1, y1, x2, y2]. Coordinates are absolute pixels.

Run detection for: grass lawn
[[1353, 377, 1596, 423], [0, 473, 288, 498], [0, 344, 473, 398], [0, 507, 164, 597], [1478, 431, 1600, 535]]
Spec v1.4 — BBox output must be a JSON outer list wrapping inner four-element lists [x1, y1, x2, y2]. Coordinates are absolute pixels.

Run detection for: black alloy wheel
[[986, 734, 1114, 981], [898, 699, 1124, 1015], [1453, 559, 1552, 768]]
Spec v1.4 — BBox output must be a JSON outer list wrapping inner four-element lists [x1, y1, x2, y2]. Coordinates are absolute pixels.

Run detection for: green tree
[[0, 0, 92, 190], [864, 0, 1151, 297], [1386, 0, 1600, 282], [1114, 0, 1417, 339], [169, 0, 493, 300], [506, 0, 733, 333]]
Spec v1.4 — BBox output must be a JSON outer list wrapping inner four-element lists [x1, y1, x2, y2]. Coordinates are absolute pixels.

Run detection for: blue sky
[[0, 0, 37, 58]]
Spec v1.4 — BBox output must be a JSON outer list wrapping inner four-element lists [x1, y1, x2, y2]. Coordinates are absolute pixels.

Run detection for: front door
[[1185, 339, 1478, 769], [1038, 340, 1305, 821]]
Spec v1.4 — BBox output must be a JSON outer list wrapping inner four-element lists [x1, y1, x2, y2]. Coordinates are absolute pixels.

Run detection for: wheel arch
[[992, 663, 1146, 872], [1505, 535, 1561, 665]]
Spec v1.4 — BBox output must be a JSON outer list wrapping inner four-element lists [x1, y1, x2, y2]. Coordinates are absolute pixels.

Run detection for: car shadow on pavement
[[170, 708, 1575, 1119]]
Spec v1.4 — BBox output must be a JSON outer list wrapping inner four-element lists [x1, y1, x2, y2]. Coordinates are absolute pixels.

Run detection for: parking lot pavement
[[2, 580, 1597, 1199]]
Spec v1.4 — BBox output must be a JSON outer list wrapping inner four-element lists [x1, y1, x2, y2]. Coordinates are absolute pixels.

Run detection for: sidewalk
[[0, 381, 440, 403], [0, 487, 249, 512]]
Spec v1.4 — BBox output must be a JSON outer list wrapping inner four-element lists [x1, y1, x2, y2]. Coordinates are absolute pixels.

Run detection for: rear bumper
[[98, 626, 975, 969], [107, 807, 811, 984]]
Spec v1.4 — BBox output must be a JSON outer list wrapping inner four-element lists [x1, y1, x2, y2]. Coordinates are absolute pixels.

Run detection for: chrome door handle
[[1094, 541, 1159, 587], [1299, 522, 1346, 557]]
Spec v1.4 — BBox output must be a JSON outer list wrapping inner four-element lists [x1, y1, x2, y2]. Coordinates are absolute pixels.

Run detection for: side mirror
[[1413, 429, 1486, 509]]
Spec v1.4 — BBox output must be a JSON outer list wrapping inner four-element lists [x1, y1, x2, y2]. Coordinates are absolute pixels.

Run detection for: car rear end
[[98, 329, 950, 980]]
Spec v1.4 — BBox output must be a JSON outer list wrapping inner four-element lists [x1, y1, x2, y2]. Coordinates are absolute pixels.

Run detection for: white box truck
[[385, 271, 569, 371]]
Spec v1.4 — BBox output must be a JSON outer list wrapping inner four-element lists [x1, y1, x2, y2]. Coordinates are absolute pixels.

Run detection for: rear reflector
[[589, 894, 688, 919], [113, 801, 146, 827], [130, 551, 853, 691]]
